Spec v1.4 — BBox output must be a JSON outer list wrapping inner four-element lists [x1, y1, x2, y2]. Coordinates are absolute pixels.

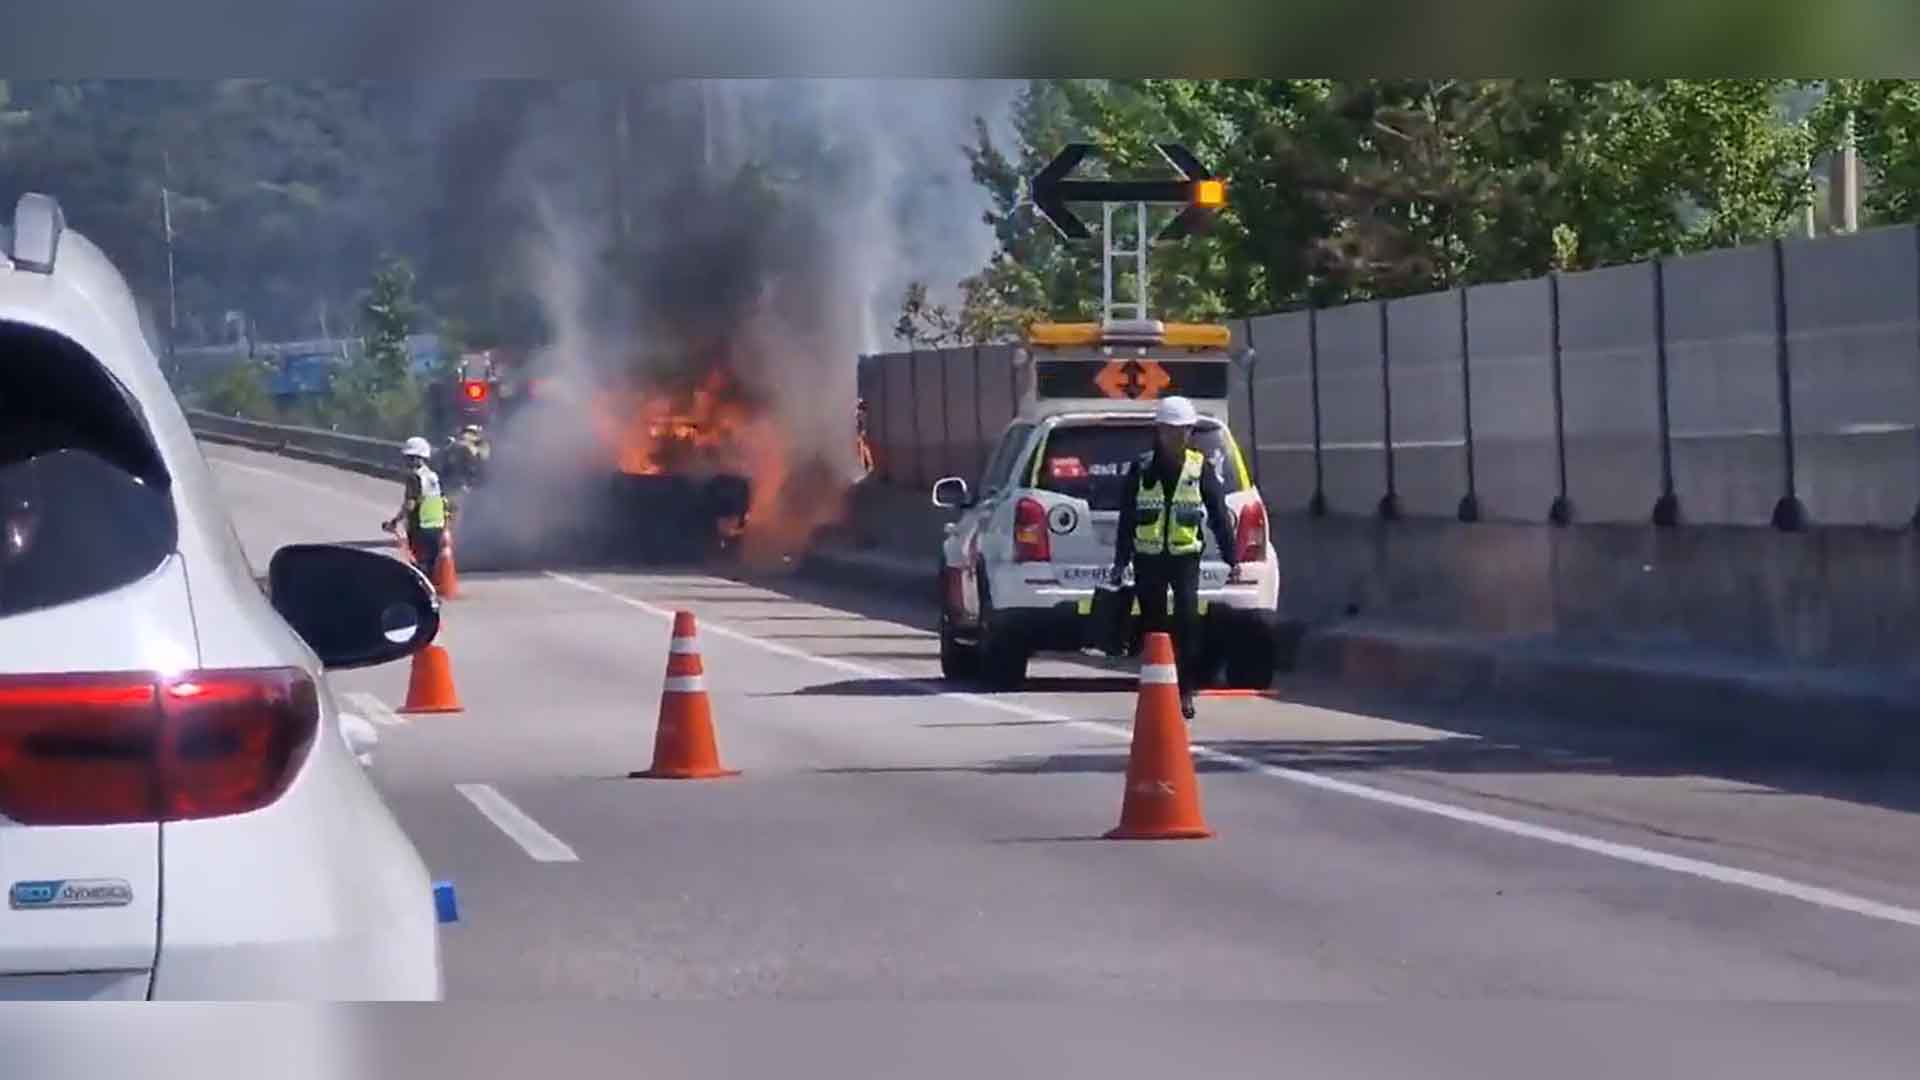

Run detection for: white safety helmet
[[402, 436, 433, 459], [1153, 396, 1199, 427]]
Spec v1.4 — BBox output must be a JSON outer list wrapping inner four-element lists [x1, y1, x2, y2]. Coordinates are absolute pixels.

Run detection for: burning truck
[[448, 346, 758, 567], [591, 363, 756, 558]]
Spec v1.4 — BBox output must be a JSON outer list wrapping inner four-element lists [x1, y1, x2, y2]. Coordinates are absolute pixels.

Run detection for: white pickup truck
[[930, 320, 1282, 690]]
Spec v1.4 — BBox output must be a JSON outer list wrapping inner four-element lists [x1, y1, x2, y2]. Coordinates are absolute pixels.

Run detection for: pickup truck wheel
[[939, 612, 980, 680]]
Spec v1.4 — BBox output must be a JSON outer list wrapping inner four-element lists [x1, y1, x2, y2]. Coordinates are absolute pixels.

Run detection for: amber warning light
[[1193, 179, 1226, 209]]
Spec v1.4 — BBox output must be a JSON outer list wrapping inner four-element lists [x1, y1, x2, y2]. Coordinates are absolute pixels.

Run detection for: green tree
[[892, 281, 961, 347], [328, 255, 424, 438], [943, 79, 1821, 332], [201, 357, 275, 419], [949, 82, 1102, 340], [1563, 80, 1814, 264], [359, 256, 417, 391], [1810, 79, 1920, 226]]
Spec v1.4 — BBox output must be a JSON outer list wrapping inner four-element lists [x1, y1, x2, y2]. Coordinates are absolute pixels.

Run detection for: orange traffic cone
[[399, 643, 464, 714], [632, 611, 738, 779], [1105, 632, 1213, 840], [433, 540, 460, 599]]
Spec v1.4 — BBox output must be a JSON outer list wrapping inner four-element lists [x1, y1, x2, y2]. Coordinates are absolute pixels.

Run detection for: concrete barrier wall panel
[[1386, 291, 1468, 517], [1467, 277, 1558, 521], [1247, 311, 1317, 511], [1558, 263, 1663, 522], [1783, 226, 1920, 527], [1316, 302, 1387, 515], [1663, 245, 1786, 526]]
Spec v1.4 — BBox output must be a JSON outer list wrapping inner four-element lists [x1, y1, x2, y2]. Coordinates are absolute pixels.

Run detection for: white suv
[[0, 194, 445, 1000], [930, 323, 1281, 690]]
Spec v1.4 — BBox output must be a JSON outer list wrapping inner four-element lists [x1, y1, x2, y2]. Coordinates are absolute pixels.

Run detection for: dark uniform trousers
[[409, 526, 445, 584], [1133, 552, 1202, 696]]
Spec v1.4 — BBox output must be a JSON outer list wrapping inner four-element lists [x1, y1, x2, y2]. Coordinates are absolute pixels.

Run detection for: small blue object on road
[[433, 880, 459, 924]]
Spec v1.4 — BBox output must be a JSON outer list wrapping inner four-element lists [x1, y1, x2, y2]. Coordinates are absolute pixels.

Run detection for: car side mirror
[[267, 543, 440, 670], [931, 476, 972, 509]]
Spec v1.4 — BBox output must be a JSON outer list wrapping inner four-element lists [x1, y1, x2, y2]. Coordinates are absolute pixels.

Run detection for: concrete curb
[[1289, 623, 1920, 766], [801, 545, 1920, 766]]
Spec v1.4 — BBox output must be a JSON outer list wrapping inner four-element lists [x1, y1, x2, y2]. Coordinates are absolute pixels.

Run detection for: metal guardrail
[[184, 408, 407, 480]]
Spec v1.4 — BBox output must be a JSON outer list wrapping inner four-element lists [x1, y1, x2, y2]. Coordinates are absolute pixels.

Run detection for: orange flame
[[598, 368, 756, 478], [582, 361, 854, 568]]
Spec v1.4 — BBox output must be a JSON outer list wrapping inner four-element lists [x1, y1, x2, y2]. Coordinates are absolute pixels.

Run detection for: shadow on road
[[728, 614, 873, 622], [743, 567, 1920, 821], [314, 537, 404, 552], [763, 632, 940, 642], [811, 735, 1752, 784], [815, 753, 1242, 777], [919, 719, 1073, 729], [769, 679, 939, 698], [777, 675, 1138, 697]]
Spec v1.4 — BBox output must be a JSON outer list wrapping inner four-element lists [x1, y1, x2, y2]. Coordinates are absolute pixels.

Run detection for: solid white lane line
[[455, 783, 581, 863], [208, 456, 391, 512], [547, 569, 1920, 931], [344, 691, 405, 728]]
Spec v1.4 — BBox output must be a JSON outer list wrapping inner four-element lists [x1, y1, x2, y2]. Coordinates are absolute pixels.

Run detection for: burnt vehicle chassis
[[451, 465, 750, 570], [603, 470, 751, 562]]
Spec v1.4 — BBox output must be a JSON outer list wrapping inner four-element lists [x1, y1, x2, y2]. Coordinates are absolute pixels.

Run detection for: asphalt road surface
[[206, 442, 1920, 1000]]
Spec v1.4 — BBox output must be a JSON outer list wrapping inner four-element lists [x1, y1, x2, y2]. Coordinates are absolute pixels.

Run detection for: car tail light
[[0, 668, 319, 826], [1235, 500, 1269, 564], [1013, 497, 1051, 563]]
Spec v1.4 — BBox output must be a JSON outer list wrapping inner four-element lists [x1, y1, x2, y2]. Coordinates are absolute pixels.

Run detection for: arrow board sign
[[1031, 142, 1224, 242], [1033, 357, 1230, 402]]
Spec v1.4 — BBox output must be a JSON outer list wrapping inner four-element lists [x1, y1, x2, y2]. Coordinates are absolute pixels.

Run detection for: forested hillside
[[2, 79, 1909, 359]]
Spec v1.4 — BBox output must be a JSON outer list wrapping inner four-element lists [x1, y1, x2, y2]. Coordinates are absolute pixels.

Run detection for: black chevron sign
[[1030, 142, 1224, 242]]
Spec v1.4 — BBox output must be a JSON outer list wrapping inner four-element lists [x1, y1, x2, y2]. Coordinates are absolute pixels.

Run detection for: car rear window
[[0, 322, 177, 617], [1035, 421, 1244, 510]]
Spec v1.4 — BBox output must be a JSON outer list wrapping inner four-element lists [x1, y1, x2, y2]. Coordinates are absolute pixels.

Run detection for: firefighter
[[440, 423, 490, 528], [1108, 396, 1243, 720], [382, 436, 448, 585]]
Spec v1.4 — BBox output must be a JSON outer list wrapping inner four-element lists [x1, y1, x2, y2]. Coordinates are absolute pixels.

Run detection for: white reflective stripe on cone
[[669, 638, 700, 654], [664, 675, 707, 693], [1139, 664, 1179, 685]]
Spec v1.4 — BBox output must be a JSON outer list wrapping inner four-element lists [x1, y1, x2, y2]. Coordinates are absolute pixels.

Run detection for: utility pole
[[1829, 110, 1860, 234]]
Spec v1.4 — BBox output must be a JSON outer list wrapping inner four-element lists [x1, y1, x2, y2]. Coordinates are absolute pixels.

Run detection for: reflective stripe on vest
[[414, 464, 447, 529], [1133, 449, 1206, 557]]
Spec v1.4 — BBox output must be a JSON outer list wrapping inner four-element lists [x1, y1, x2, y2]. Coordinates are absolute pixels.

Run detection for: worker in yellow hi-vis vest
[[383, 436, 448, 585], [1109, 397, 1243, 720]]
